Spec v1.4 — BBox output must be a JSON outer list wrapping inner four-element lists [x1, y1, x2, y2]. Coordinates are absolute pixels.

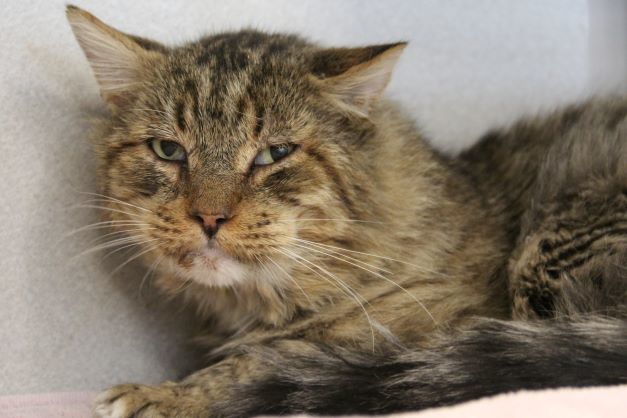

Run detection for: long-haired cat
[[66, 6, 626, 417]]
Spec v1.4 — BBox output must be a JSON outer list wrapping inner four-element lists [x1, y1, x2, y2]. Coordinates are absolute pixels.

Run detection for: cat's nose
[[193, 211, 228, 239]]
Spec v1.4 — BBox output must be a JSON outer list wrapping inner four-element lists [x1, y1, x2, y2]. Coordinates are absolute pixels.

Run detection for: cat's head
[[67, 6, 405, 292]]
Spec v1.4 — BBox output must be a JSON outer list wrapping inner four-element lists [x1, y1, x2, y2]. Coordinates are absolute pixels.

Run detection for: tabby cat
[[66, 5, 627, 418]]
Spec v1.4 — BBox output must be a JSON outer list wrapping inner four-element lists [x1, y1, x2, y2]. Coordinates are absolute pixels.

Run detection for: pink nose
[[193, 212, 228, 239]]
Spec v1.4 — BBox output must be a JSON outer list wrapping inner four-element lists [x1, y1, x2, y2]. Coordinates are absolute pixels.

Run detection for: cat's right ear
[[66, 5, 165, 110]]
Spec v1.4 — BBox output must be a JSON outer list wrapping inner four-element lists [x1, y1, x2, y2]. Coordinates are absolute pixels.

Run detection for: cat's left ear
[[311, 43, 407, 117], [66, 5, 166, 110]]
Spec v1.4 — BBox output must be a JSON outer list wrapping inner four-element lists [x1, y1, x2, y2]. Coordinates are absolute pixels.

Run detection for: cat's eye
[[150, 139, 186, 161], [253, 144, 294, 167]]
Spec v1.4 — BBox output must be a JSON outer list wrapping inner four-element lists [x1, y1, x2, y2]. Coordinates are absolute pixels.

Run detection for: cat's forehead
[[165, 30, 311, 104], [144, 31, 313, 152]]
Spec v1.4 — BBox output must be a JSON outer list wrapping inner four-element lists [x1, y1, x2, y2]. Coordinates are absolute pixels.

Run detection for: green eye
[[254, 144, 294, 167], [150, 139, 186, 161]]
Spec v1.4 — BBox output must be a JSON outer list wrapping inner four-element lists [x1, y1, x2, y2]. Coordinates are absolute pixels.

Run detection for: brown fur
[[66, 6, 626, 417]]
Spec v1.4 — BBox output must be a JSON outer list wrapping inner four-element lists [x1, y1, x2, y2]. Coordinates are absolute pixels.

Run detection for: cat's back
[[457, 96, 627, 240], [461, 96, 627, 185], [532, 97, 627, 195], [456, 96, 626, 319]]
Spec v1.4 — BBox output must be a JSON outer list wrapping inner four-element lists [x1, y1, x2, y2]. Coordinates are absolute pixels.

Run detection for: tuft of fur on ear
[[66, 5, 164, 109], [312, 43, 407, 117]]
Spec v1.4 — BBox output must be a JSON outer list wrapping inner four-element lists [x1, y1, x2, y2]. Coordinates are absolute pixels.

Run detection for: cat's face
[[68, 7, 404, 289]]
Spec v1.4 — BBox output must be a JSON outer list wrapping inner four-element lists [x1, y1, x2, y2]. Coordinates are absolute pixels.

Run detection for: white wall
[[0, 0, 625, 394], [588, 0, 627, 95]]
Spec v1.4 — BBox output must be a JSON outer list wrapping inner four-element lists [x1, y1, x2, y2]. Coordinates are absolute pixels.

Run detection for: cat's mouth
[[170, 243, 252, 287], [178, 246, 230, 271]]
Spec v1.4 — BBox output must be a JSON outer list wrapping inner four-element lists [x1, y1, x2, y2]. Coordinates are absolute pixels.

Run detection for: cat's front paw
[[94, 383, 180, 418]]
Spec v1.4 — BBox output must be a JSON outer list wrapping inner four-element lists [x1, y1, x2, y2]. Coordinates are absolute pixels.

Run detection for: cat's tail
[[221, 255, 627, 416], [227, 315, 627, 416]]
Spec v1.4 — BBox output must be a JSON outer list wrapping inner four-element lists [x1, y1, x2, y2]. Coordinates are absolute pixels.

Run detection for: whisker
[[293, 237, 446, 277], [76, 191, 153, 212], [71, 204, 145, 220], [130, 107, 170, 117], [264, 255, 312, 304], [110, 243, 162, 276], [278, 218, 385, 224], [291, 241, 436, 325], [58, 221, 151, 247], [71, 235, 152, 260], [138, 254, 164, 301], [254, 255, 286, 299], [277, 247, 376, 351], [167, 276, 195, 297], [84, 227, 157, 247], [290, 240, 392, 274], [64, 220, 151, 237], [254, 254, 285, 297], [102, 238, 160, 260], [78, 195, 153, 213]]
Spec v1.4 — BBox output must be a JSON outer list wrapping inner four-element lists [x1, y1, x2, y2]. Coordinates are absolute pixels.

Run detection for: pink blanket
[[1, 386, 626, 418], [0, 392, 95, 418]]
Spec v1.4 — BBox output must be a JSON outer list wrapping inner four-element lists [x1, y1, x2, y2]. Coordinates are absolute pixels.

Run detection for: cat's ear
[[311, 43, 407, 116], [66, 5, 165, 109]]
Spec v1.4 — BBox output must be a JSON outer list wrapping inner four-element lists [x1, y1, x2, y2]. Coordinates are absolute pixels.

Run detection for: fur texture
[[65, 5, 627, 417]]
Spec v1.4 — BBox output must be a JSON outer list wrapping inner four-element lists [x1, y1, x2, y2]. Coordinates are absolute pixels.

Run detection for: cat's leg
[[96, 321, 627, 417], [93, 339, 314, 418], [94, 354, 250, 418], [509, 183, 626, 319]]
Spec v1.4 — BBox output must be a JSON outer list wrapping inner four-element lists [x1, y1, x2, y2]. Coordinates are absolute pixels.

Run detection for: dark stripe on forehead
[[176, 101, 187, 131], [183, 78, 201, 122], [207, 102, 225, 121], [254, 105, 265, 137], [235, 96, 247, 114], [199, 36, 251, 72], [197, 48, 213, 66]]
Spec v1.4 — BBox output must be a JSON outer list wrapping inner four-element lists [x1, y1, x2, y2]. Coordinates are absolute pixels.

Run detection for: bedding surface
[[2, 386, 626, 418]]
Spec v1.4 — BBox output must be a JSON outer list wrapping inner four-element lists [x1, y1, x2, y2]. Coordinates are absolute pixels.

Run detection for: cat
[[66, 5, 626, 418]]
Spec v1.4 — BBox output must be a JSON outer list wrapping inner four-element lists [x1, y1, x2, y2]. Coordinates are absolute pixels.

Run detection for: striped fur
[[66, 6, 626, 417]]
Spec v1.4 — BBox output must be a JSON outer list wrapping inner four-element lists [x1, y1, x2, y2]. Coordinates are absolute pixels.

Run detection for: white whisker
[[75, 191, 153, 213], [277, 247, 376, 351], [291, 241, 437, 325], [79, 198, 153, 214], [290, 240, 392, 274], [293, 237, 445, 277], [110, 243, 161, 276], [102, 238, 160, 260], [71, 204, 145, 220], [71, 234, 152, 259], [84, 227, 156, 247], [264, 255, 312, 304], [64, 220, 151, 237], [130, 108, 170, 117], [279, 218, 385, 224], [138, 254, 164, 301]]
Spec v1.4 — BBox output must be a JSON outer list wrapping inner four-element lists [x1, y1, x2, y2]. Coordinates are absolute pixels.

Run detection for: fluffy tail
[[227, 316, 626, 416], [224, 248, 627, 416]]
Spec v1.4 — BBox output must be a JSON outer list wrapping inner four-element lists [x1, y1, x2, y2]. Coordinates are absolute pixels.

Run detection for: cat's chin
[[165, 246, 254, 288]]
